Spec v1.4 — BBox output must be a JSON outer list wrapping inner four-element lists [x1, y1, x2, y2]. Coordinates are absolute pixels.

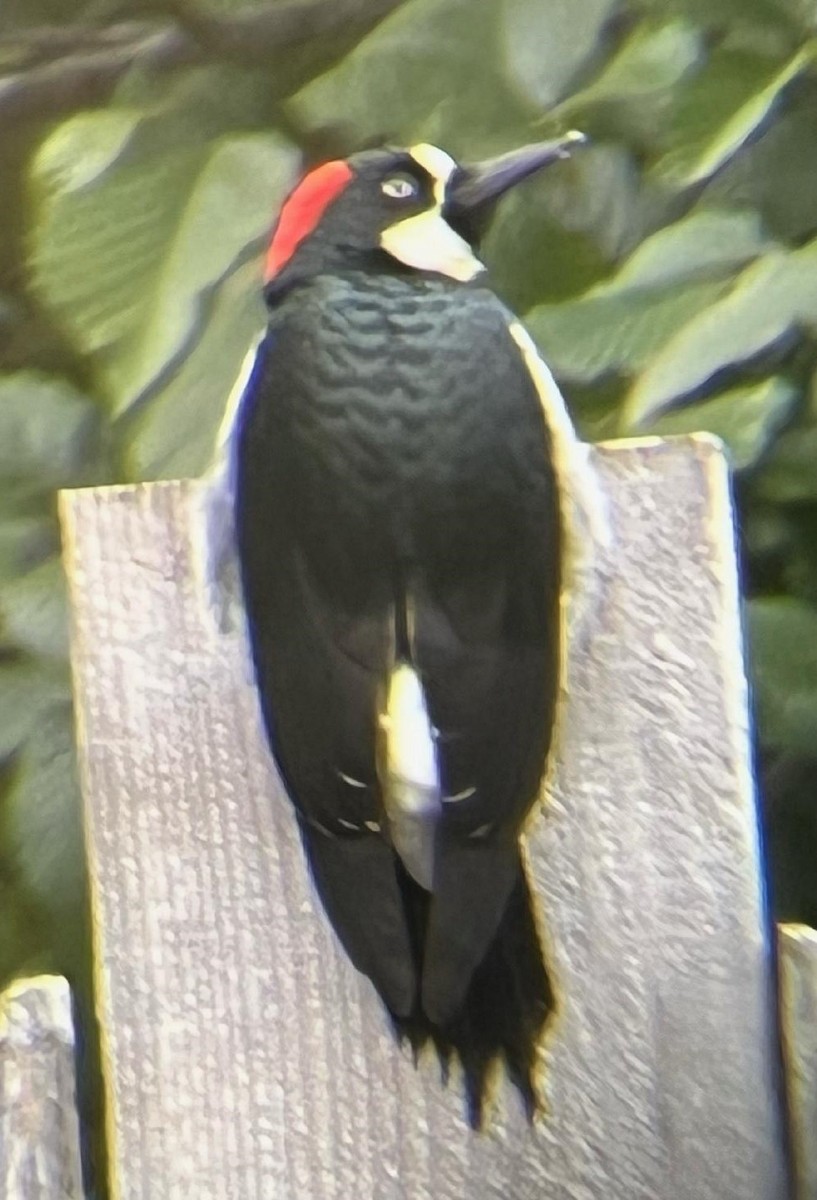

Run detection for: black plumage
[[234, 143, 571, 1122]]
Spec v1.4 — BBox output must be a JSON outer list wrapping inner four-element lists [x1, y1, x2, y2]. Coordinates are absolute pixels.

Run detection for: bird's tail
[[392, 858, 554, 1127]]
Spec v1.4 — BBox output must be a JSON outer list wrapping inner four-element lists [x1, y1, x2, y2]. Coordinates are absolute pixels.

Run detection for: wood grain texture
[[60, 437, 791, 1200], [780, 924, 817, 1200], [0, 975, 84, 1200]]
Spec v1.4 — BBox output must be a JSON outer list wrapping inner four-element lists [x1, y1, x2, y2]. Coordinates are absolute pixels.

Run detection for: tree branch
[[161, 0, 409, 64], [0, 26, 196, 127], [0, 0, 409, 127]]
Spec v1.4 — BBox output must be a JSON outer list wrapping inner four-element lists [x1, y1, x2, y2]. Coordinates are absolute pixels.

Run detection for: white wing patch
[[379, 663, 441, 891], [508, 320, 611, 560], [508, 320, 611, 783], [193, 335, 264, 636]]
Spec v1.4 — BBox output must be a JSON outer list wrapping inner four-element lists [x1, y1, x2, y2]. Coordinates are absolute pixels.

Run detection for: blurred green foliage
[[1, 0, 817, 1003]]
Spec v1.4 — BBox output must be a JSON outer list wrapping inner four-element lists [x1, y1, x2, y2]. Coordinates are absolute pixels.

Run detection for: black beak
[[447, 131, 587, 218]]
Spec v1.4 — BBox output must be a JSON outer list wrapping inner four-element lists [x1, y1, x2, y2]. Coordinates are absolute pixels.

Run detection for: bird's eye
[[381, 175, 419, 200]]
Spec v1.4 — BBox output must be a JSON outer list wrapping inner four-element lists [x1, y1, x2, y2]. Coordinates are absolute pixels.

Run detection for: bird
[[226, 134, 601, 1123]]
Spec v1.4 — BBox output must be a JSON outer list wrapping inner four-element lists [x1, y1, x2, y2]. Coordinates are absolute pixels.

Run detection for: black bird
[[229, 135, 596, 1123]]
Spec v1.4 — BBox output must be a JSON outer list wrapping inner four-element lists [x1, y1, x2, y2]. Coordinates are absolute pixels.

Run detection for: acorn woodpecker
[[228, 135, 599, 1122]]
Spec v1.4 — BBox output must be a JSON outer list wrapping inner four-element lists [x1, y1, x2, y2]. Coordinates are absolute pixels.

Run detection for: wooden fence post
[[0, 975, 84, 1199], [58, 437, 794, 1199], [780, 924, 817, 1198]]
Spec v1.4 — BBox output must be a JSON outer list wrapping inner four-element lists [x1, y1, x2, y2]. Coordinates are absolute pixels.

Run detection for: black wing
[[234, 335, 416, 1016], [410, 326, 561, 1025], [234, 292, 561, 1030]]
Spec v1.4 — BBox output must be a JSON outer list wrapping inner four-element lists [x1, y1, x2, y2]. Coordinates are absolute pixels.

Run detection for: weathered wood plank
[[0, 975, 84, 1200], [60, 437, 791, 1200], [780, 923, 817, 1200]]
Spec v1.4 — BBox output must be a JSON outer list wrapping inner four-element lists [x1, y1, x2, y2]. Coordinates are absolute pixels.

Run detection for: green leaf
[[4, 702, 87, 958], [516, 143, 651, 262], [702, 100, 817, 241], [652, 43, 815, 188], [630, 0, 810, 37], [0, 516, 57, 583], [609, 207, 775, 289], [623, 236, 817, 424], [30, 81, 298, 414], [0, 557, 68, 660], [486, 202, 608, 309], [0, 0, 97, 33], [31, 110, 197, 361], [502, 0, 618, 109], [0, 371, 100, 493], [525, 205, 770, 385], [125, 260, 264, 481], [288, 0, 533, 157], [527, 279, 729, 383], [639, 377, 798, 468], [108, 133, 298, 411], [530, 203, 771, 360], [484, 147, 623, 308], [748, 597, 817, 753], [560, 17, 703, 109], [753, 424, 817, 503], [0, 870, 52, 991], [742, 503, 792, 567], [0, 660, 71, 762], [30, 109, 143, 196]]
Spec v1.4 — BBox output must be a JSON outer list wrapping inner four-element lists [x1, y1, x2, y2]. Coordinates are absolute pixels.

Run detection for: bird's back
[[241, 270, 558, 577]]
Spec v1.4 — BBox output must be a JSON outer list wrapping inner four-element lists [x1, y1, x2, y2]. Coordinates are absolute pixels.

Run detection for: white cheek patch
[[380, 209, 484, 283], [380, 142, 485, 282]]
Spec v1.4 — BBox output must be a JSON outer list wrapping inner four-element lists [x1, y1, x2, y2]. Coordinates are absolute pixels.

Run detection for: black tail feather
[[390, 861, 554, 1128]]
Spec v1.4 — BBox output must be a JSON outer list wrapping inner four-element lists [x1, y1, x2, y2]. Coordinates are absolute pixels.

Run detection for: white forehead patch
[[409, 143, 457, 203]]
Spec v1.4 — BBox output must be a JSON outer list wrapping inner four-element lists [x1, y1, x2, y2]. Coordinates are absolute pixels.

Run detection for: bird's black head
[[263, 136, 586, 301]]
